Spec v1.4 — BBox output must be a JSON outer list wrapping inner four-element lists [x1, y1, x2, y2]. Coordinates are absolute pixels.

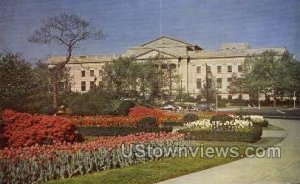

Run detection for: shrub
[[182, 113, 198, 122], [162, 121, 185, 126], [117, 100, 135, 116], [136, 117, 158, 128], [179, 126, 262, 143], [77, 126, 173, 136], [1, 109, 81, 147], [253, 119, 269, 127]]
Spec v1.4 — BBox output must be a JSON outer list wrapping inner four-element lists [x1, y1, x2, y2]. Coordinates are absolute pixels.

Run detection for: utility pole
[[293, 91, 296, 109], [205, 63, 209, 107], [215, 88, 218, 111], [180, 80, 183, 105], [258, 86, 261, 109]]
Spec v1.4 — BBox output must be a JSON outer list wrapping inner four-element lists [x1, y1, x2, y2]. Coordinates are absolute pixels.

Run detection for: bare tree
[[29, 13, 105, 110]]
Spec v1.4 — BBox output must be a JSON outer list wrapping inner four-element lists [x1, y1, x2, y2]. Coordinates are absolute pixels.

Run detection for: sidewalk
[[158, 119, 300, 184]]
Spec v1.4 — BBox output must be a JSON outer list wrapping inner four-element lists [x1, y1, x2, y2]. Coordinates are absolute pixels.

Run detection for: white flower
[[249, 115, 264, 123]]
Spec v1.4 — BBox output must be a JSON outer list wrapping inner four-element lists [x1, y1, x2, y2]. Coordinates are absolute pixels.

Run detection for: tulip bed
[[179, 116, 263, 142], [0, 132, 186, 184], [232, 115, 269, 127]]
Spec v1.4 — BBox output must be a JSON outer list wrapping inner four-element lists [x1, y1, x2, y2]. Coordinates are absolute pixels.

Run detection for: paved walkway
[[158, 119, 300, 184]]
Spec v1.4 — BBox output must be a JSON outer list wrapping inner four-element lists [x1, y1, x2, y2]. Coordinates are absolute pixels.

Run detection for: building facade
[[49, 36, 286, 100]]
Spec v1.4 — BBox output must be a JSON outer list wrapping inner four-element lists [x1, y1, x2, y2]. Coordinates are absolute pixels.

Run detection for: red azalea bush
[[64, 106, 180, 127], [67, 115, 140, 127], [1, 109, 79, 148], [128, 106, 181, 123]]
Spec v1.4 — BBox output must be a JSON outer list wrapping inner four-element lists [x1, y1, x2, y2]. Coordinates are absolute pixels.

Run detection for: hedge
[[77, 126, 173, 136], [178, 127, 262, 143], [162, 121, 185, 126], [252, 120, 269, 127]]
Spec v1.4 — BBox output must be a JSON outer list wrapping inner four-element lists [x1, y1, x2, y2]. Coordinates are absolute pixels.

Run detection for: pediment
[[135, 49, 176, 60], [141, 36, 193, 48]]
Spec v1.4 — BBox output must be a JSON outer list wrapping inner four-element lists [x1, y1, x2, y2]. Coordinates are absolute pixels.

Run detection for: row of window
[[196, 77, 233, 89], [81, 81, 104, 91], [81, 70, 104, 77], [196, 65, 243, 74]]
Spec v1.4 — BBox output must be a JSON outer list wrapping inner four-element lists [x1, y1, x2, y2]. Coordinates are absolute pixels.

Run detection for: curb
[[263, 116, 300, 120]]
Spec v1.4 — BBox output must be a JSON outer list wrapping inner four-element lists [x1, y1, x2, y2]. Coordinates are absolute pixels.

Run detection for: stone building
[[48, 36, 286, 100]]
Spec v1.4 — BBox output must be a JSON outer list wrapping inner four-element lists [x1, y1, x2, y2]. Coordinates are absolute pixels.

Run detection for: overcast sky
[[0, 0, 299, 62]]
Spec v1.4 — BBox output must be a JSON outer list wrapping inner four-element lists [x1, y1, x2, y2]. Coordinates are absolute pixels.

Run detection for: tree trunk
[[51, 72, 58, 112]]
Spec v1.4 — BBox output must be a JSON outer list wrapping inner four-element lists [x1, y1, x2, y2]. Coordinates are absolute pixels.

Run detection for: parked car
[[161, 105, 177, 111], [161, 105, 183, 111], [196, 103, 215, 111]]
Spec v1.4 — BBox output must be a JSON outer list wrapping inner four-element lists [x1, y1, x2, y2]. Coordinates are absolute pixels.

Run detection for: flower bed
[[65, 107, 181, 127], [67, 115, 140, 127], [178, 128, 262, 143], [197, 111, 232, 120], [0, 132, 184, 184], [232, 115, 268, 127], [1, 110, 80, 148], [128, 106, 181, 123], [179, 117, 262, 142]]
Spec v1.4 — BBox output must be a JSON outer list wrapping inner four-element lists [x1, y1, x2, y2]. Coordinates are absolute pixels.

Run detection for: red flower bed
[[0, 132, 184, 183], [1, 110, 79, 148], [64, 107, 180, 127], [128, 106, 181, 123], [67, 115, 140, 127], [0, 132, 183, 161], [198, 111, 233, 120]]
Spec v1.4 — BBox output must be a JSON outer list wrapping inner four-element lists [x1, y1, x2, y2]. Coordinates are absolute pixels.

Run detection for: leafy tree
[[198, 77, 217, 103], [241, 50, 298, 106], [0, 52, 36, 111], [103, 57, 140, 99], [29, 12, 105, 110]]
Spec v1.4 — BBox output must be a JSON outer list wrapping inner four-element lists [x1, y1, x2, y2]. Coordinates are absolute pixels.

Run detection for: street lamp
[[215, 87, 219, 111]]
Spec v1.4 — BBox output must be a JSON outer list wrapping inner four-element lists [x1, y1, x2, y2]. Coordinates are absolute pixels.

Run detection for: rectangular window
[[217, 66, 222, 73], [227, 78, 232, 82], [98, 81, 104, 88], [227, 66, 232, 73], [99, 69, 103, 76], [196, 78, 202, 89], [196, 66, 201, 73], [207, 65, 211, 73], [238, 65, 243, 72], [90, 70, 94, 77], [90, 81, 95, 90], [81, 70, 85, 77], [228, 95, 232, 100], [217, 78, 222, 88], [81, 81, 86, 91]]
